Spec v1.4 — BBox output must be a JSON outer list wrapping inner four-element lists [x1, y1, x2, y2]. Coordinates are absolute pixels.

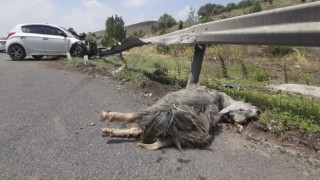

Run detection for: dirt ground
[[267, 84, 320, 99], [43, 59, 320, 162]]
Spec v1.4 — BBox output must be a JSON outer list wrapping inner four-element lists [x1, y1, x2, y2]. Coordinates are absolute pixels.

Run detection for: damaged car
[[5, 23, 97, 60]]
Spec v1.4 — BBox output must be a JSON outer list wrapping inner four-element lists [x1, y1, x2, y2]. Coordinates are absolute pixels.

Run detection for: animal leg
[[102, 127, 142, 138], [136, 139, 173, 150], [99, 111, 139, 123]]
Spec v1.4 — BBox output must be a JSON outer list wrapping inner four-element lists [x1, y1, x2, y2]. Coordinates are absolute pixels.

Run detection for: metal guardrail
[[143, 1, 320, 47], [101, 2, 320, 85]]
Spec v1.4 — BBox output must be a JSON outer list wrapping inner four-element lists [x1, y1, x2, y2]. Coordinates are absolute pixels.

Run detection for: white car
[[6, 23, 87, 60], [0, 37, 6, 52]]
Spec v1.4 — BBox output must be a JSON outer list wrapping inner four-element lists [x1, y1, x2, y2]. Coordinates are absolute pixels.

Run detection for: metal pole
[[187, 44, 206, 86]]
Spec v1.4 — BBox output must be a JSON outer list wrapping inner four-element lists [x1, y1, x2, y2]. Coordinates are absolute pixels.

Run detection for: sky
[[0, 0, 241, 35]]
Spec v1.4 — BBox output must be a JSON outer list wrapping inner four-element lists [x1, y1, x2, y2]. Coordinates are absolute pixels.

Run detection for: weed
[[249, 1, 262, 13], [116, 69, 150, 88], [67, 58, 83, 66], [262, 46, 295, 58], [249, 66, 270, 82], [260, 109, 320, 134]]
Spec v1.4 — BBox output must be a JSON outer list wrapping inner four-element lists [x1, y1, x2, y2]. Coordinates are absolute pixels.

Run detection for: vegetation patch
[[67, 57, 83, 66], [259, 109, 320, 134], [115, 69, 150, 88]]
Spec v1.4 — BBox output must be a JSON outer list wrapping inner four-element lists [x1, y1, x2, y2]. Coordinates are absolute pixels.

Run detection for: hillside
[[94, 20, 156, 38]]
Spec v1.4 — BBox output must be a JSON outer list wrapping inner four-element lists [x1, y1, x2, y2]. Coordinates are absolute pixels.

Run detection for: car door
[[20, 25, 46, 54], [43, 26, 69, 55]]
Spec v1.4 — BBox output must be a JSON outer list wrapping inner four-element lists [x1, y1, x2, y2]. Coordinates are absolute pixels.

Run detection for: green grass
[[123, 52, 191, 86], [116, 69, 150, 88], [92, 56, 123, 68], [67, 57, 83, 66], [259, 109, 320, 134]]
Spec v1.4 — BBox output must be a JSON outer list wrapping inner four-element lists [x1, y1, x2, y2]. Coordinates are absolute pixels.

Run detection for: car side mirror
[[60, 32, 67, 37]]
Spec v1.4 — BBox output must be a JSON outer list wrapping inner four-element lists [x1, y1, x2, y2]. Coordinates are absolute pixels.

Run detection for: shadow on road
[[106, 139, 136, 144], [6, 56, 64, 62]]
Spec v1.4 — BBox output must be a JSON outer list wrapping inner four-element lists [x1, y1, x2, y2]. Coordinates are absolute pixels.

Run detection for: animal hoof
[[236, 124, 243, 133], [101, 132, 108, 137], [101, 128, 113, 137], [99, 111, 108, 121]]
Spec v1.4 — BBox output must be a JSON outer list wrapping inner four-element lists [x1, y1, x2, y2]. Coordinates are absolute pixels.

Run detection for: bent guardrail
[[143, 1, 320, 47]]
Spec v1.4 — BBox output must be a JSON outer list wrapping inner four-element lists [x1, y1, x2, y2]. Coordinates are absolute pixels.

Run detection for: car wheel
[[32, 55, 43, 60], [8, 45, 26, 60], [70, 45, 84, 58]]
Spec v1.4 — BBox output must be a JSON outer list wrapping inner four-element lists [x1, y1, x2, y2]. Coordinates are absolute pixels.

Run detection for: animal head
[[219, 101, 261, 124]]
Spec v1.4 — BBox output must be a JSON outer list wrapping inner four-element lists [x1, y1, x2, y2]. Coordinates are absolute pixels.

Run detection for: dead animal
[[99, 85, 260, 150]]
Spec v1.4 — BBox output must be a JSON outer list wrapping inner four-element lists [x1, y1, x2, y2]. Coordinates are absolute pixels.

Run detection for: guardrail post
[[187, 44, 206, 86]]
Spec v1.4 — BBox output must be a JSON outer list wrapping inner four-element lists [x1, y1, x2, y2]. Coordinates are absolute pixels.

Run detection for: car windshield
[[0, 37, 6, 40]]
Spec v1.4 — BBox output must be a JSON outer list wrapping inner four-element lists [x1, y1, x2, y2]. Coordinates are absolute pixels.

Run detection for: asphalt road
[[0, 53, 318, 180]]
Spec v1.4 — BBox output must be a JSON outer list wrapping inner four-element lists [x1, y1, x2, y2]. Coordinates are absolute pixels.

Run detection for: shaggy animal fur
[[99, 85, 260, 150]]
